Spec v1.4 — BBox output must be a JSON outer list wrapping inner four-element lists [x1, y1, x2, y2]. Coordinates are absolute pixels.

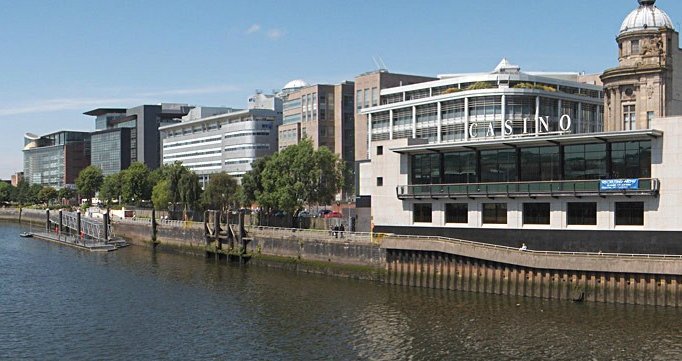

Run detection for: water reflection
[[1, 222, 681, 360]]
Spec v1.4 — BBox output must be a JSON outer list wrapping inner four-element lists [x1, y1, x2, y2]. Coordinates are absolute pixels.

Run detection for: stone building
[[602, 0, 682, 131]]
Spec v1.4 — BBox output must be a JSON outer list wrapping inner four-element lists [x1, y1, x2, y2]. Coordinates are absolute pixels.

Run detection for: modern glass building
[[23, 131, 91, 188], [364, 59, 604, 147], [90, 128, 131, 176]]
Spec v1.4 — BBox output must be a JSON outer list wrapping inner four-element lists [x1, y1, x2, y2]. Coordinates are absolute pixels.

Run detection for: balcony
[[396, 178, 659, 199]]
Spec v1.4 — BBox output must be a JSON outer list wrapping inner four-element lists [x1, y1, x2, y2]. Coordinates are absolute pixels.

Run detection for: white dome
[[283, 79, 308, 90], [620, 0, 674, 35]]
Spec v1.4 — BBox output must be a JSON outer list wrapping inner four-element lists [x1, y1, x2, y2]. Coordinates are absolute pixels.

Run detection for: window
[[377, 145, 383, 155], [520, 146, 560, 181], [610, 140, 651, 179], [411, 154, 441, 185], [615, 202, 644, 226], [523, 203, 550, 225], [413, 203, 432, 223], [631, 40, 640, 54], [564, 143, 607, 180], [445, 203, 468, 223], [647, 111, 654, 128], [377, 177, 383, 187], [567, 202, 597, 225], [443, 151, 476, 183], [623, 104, 636, 130], [482, 203, 507, 224], [480, 149, 517, 182]]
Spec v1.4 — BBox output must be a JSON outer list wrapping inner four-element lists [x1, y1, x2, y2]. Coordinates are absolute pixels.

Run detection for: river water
[[1, 222, 681, 360]]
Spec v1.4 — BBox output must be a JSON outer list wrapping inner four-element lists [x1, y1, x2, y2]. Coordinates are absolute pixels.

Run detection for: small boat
[[19, 232, 33, 238]]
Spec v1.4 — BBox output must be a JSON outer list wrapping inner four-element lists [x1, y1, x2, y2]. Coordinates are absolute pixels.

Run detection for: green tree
[[37, 186, 57, 205], [241, 156, 269, 206], [201, 172, 240, 212], [75, 165, 104, 205], [151, 179, 171, 211], [312, 146, 345, 205], [0, 182, 12, 203], [99, 173, 123, 205], [28, 184, 43, 205], [178, 172, 201, 220], [121, 162, 152, 205], [165, 162, 190, 218], [57, 187, 75, 204]]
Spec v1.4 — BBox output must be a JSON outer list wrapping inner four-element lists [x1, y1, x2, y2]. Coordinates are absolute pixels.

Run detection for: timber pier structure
[[31, 209, 127, 252]]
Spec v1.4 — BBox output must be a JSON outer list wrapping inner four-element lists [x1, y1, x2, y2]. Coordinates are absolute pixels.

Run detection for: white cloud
[[246, 24, 261, 34], [266, 28, 285, 40], [0, 85, 241, 117]]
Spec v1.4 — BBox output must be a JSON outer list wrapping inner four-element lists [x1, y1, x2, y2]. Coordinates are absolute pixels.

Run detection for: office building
[[23, 131, 91, 188], [159, 93, 281, 186], [84, 103, 192, 174]]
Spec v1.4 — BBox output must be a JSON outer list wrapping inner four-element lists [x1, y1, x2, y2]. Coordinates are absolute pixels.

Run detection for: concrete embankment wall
[[383, 237, 682, 307], [0, 208, 47, 226], [111, 221, 386, 280]]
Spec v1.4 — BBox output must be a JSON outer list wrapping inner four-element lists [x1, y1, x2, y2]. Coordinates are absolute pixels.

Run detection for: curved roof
[[24, 132, 41, 140], [283, 79, 308, 90], [620, 0, 674, 35]]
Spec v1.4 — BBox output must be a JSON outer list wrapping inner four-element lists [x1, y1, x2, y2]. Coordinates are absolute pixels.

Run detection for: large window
[[443, 151, 476, 183], [615, 202, 644, 226], [413, 203, 432, 223], [623, 105, 636, 130], [481, 149, 517, 182], [564, 143, 607, 180], [412, 154, 441, 185], [482, 203, 507, 224], [611, 141, 651, 179], [520, 146, 560, 181], [567, 202, 597, 225], [523, 203, 550, 225], [445, 203, 468, 223]]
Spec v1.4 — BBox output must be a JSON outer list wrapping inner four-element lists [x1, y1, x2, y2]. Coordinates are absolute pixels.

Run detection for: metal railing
[[247, 225, 682, 260], [397, 178, 659, 199]]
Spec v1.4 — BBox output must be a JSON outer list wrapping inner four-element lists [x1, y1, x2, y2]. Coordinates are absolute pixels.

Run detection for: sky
[[1, 0, 681, 178]]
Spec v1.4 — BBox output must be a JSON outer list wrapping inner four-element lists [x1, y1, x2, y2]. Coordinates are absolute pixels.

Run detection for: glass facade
[[91, 129, 130, 176], [410, 141, 650, 185]]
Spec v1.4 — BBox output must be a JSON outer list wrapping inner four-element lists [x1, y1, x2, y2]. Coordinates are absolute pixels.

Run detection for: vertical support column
[[58, 210, 63, 236], [577, 102, 583, 133], [464, 97, 469, 141], [501, 94, 506, 138], [534, 96, 540, 135], [103, 210, 109, 241], [557, 99, 562, 131], [436, 101, 442, 143], [411, 105, 417, 138], [389, 109, 394, 140], [151, 208, 157, 244], [46, 209, 50, 232], [367, 113, 372, 160], [76, 210, 82, 239]]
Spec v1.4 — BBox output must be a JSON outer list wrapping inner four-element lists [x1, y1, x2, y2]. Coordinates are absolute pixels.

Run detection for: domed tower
[[601, 0, 682, 131]]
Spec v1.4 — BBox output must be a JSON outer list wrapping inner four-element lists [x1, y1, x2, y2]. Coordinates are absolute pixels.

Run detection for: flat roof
[[83, 108, 127, 116], [389, 129, 662, 154]]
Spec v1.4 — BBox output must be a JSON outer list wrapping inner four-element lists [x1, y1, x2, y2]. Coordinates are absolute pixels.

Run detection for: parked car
[[324, 211, 343, 219], [318, 209, 332, 217], [298, 210, 313, 218]]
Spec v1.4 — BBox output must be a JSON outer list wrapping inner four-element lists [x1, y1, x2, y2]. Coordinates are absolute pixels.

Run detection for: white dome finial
[[620, 0, 674, 34]]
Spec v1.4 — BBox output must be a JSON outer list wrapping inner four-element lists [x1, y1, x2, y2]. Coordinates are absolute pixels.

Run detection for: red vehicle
[[324, 211, 343, 218]]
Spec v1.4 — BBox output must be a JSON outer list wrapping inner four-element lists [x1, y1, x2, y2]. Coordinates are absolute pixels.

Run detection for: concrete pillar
[[501, 94, 506, 138], [535, 96, 541, 135], [436, 101, 442, 143], [577, 102, 583, 133], [464, 97, 469, 141], [389, 109, 394, 140], [58, 210, 63, 235], [46, 209, 50, 232], [411, 105, 417, 138], [367, 113, 372, 160]]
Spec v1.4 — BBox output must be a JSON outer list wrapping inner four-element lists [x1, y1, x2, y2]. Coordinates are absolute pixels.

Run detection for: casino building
[[359, 0, 682, 253]]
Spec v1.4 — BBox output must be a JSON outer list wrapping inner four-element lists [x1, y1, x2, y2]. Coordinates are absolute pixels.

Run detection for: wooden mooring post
[[203, 210, 251, 264]]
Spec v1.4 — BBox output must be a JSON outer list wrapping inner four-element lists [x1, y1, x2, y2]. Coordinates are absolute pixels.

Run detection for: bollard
[[103, 210, 109, 241], [76, 210, 81, 239]]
